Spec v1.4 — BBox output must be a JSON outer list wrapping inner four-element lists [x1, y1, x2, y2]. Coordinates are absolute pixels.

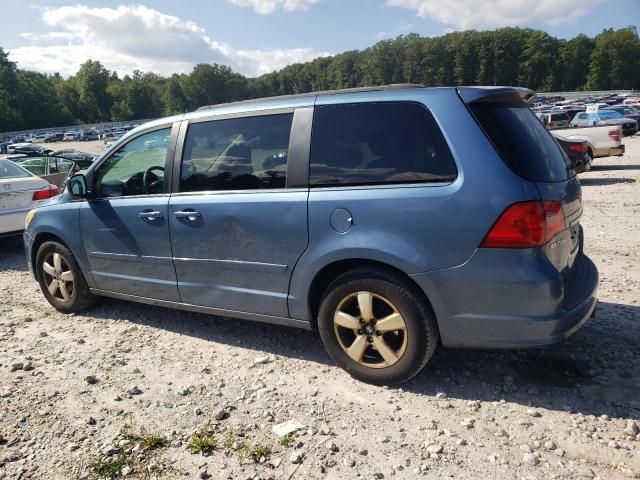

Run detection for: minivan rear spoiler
[[457, 87, 535, 105]]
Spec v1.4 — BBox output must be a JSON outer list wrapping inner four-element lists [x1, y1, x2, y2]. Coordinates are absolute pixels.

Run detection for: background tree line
[[1, 26, 639, 132]]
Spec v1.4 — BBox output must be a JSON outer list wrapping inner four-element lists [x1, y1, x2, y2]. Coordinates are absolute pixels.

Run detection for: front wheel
[[36, 241, 96, 313], [317, 268, 438, 385]]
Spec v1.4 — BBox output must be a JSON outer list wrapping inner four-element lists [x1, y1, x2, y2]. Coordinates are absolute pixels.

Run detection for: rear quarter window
[[469, 103, 573, 183], [309, 102, 457, 187]]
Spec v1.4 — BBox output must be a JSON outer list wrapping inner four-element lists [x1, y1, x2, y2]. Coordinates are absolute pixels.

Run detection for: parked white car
[[552, 125, 624, 159], [0, 159, 59, 236]]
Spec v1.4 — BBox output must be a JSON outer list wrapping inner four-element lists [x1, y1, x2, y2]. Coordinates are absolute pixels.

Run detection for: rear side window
[[181, 114, 292, 192], [469, 103, 572, 182], [309, 102, 457, 187]]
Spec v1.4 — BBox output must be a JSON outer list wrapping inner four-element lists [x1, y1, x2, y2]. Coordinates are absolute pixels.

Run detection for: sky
[[0, 0, 638, 78]]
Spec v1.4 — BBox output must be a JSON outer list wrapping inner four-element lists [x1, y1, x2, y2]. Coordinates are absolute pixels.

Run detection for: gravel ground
[[1, 137, 639, 480]]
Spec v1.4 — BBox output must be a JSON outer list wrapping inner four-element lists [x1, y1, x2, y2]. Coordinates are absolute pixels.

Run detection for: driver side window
[[95, 128, 171, 198]]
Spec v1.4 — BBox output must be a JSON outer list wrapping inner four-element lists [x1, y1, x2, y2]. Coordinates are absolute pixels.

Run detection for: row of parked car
[[530, 93, 637, 174], [0, 123, 143, 152], [536, 106, 639, 134]]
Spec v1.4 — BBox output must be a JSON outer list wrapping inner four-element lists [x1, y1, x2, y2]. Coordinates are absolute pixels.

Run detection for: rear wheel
[[36, 241, 96, 313], [317, 268, 438, 385]]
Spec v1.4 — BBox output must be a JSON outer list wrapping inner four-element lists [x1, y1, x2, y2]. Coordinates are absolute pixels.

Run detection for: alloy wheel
[[42, 252, 74, 302], [333, 291, 408, 368]]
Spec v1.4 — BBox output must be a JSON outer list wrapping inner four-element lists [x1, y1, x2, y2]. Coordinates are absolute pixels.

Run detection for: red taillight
[[32, 185, 59, 201], [608, 129, 621, 142], [480, 201, 566, 248], [568, 144, 587, 153]]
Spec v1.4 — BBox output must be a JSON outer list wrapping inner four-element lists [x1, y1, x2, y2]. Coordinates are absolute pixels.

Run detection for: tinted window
[[470, 103, 573, 182], [309, 102, 456, 187], [95, 128, 171, 197], [180, 114, 292, 192]]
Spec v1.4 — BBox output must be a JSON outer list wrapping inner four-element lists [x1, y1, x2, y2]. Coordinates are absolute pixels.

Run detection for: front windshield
[[598, 110, 623, 120]]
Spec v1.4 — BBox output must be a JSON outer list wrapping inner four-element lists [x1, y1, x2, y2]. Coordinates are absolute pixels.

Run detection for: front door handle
[[139, 210, 163, 220], [174, 210, 201, 221]]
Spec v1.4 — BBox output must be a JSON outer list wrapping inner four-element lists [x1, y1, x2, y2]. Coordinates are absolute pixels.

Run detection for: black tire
[[36, 241, 96, 314], [317, 268, 438, 385]]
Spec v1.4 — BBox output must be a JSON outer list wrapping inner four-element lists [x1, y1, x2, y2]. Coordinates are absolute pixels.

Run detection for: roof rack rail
[[195, 83, 425, 111]]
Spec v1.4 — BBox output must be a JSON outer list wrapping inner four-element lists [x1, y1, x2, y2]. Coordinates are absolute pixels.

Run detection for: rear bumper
[[411, 251, 598, 349], [0, 210, 30, 235], [609, 145, 625, 156]]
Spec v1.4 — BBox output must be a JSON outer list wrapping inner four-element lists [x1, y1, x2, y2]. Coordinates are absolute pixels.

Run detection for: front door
[[80, 126, 180, 302], [169, 112, 309, 317]]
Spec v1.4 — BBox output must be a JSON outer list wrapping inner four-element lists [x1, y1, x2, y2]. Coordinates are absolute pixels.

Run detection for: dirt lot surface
[[1, 137, 639, 480], [49, 140, 109, 157]]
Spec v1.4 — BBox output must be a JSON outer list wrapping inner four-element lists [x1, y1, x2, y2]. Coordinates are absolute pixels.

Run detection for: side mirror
[[68, 173, 88, 199]]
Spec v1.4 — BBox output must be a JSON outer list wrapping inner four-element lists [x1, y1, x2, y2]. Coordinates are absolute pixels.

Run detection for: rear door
[[466, 95, 582, 275], [168, 109, 311, 317]]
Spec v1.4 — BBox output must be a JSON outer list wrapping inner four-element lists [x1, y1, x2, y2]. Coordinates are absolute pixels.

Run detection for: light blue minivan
[[24, 85, 598, 384]]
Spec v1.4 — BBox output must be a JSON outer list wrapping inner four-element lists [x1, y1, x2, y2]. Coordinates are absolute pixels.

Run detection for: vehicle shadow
[[0, 236, 28, 272], [84, 297, 640, 420], [580, 177, 636, 186], [589, 164, 640, 171]]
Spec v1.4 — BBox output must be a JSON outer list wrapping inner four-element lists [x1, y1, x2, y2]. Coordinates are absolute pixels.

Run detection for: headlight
[[24, 209, 36, 230]]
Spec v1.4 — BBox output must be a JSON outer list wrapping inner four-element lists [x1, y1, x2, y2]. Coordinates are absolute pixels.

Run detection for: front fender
[[26, 201, 94, 288]]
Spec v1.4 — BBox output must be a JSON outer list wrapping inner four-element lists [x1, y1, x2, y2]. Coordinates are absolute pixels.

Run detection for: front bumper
[[410, 251, 599, 349], [23, 230, 36, 279]]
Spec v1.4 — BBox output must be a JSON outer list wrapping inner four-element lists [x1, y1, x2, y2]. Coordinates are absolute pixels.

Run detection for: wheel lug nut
[[367, 336, 373, 343], [376, 331, 382, 336]]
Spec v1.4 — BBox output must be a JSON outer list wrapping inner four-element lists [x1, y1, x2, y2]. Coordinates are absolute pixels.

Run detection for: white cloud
[[385, 0, 604, 29], [8, 4, 330, 77], [228, 0, 319, 15]]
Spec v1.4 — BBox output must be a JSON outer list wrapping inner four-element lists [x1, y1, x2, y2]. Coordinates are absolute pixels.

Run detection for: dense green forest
[[1, 26, 639, 132]]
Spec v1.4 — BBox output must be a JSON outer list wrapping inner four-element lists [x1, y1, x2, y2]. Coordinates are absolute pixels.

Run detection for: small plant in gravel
[[90, 456, 130, 479], [140, 433, 167, 451], [188, 432, 217, 455], [222, 431, 235, 452], [280, 434, 294, 448], [249, 444, 273, 462], [237, 442, 273, 463], [120, 423, 166, 451], [177, 386, 192, 396]]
